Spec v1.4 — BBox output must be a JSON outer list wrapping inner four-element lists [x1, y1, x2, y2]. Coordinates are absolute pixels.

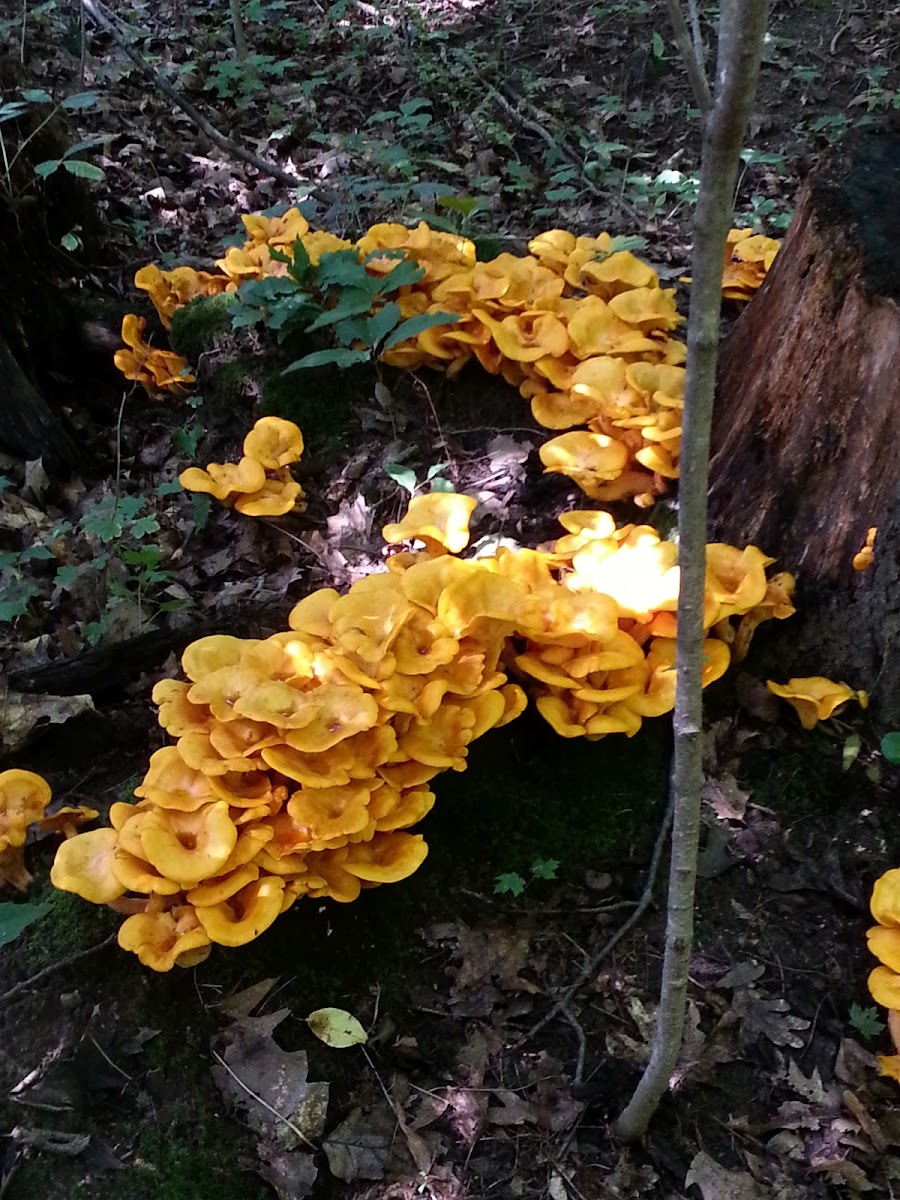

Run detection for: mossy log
[[708, 133, 900, 724]]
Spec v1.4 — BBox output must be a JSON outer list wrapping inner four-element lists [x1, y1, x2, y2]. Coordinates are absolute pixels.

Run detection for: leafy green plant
[[385, 460, 453, 497], [229, 241, 459, 371], [204, 53, 289, 103], [0, 89, 105, 203], [848, 1001, 886, 1040], [494, 857, 560, 897]]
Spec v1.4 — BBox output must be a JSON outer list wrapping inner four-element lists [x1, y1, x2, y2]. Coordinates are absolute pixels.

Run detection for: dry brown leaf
[[685, 1150, 769, 1199]]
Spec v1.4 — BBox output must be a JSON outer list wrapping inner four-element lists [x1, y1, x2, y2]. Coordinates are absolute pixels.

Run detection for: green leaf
[[842, 733, 862, 771], [34, 158, 62, 178], [0, 902, 50, 949], [156, 480, 183, 497], [366, 301, 402, 348], [20, 88, 53, 104], [19, 544, 55, 562], [385, 463, 418, 496], [651, 29, 665, 59], [530, 857, 559, 881], [62, 160, 104, 181], [54, 564, 80, 590], [60, 231, 81, 252], [306, 1007, 368, 1048], [315, 249, 370, 290], [283, 348, 371, 372], [0, 475, 10, 493], [61, 91, 99, 110], [381, 311, 459, 352], [429, 476, 455, 493], [305, 287, 375, 332], [374, 257, 426, 294], [130, 515, 161, 538], [437, 194, 482, 217], [494, 872, 526, 898], [848, 1002, 886, 1039], [425, 463, 449, 481], [191, 494, 212, 532], [881, 733, 900, 765]]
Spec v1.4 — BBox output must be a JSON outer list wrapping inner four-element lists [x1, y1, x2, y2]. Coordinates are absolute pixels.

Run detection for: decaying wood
[[708, 132, 900, 722]]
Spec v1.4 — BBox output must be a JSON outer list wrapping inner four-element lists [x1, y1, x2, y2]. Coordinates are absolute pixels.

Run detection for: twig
[[517, 794, 673, 1048], [666, 0, 711, 114], [81, 0, 303, 191], [0, 932, 117, 1006], [561, 1004, 587, 1086], [211, 1049, 317, 1149], [687, 0, 705, 70], [229, 0, 248, 60]]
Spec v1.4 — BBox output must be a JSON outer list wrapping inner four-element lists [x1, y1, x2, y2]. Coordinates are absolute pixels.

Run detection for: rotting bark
[[615, 0, 769, 1143], [708, 132, 900, 723]]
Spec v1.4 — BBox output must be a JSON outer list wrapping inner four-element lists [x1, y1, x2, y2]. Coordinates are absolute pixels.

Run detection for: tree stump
[[708, 132, 900, 724]]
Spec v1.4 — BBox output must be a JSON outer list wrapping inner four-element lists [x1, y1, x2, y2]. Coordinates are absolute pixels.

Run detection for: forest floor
[[2, 1, 900, 1198]]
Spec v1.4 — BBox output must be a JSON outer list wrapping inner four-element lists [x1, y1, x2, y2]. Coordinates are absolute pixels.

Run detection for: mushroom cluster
[[115, 212, 778, 501], [721, 228, 780, 302], [113, 315, 195, 397], [178, 416, 306, 517], [363, 224, 686, 506], [513, 511, 796, 738], [865, 870, 900, 1079], [765, 676, 866, 730], [0, 770, 52, 889], [50, 492, 794, 970]]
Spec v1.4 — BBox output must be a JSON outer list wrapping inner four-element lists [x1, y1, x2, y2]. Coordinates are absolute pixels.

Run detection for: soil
[[2, 1, 900, 1198]]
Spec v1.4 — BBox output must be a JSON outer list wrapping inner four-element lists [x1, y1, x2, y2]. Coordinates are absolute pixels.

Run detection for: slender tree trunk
[[615, 0, 770, 1143], [230, 0, 248, 61]]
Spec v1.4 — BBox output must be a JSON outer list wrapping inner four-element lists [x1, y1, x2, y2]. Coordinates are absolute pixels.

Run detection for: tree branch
[[665, 0, 711, 114], [615, 0, 769, 1143], [81, 0, 302, 191]]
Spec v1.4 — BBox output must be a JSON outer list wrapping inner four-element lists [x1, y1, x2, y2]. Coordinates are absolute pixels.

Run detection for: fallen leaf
[[211, 1019, 329, 1146], [322, 1107, 389, 1181], [0, 685, 94, 755], [732, 989, 810, 1049], [686, 1150, 768, 1199], [703, 773, 750, 822], [306, 1007, 367, 1048]]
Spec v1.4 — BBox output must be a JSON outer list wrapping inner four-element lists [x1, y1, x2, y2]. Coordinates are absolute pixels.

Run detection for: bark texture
[[708, 132, 900, 723]]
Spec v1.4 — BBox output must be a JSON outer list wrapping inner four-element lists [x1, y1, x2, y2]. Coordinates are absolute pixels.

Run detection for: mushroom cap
[[152, 679, 211, 735], [180, 457, 267, 501], [242, 417, 305, 470], [187, 863, 260, 907], [766, 676, 857, 730], [134, 746, 217, 811], [234, 471, 305, 518], [195, 876, 285, 946], [182, 635, 249, 682], [0, 769, 52, 850], [287, 782, 374, 844], [139, 801, 238, 886], [288, 589, 340, 638], [372, 785, 435, 832], [871, 869, 900, 927], [38, 805, 99, 837], [868, 965, 900, 1009], [51, 828, 126, 904], [382, 492, 478, 556], [539, 432, 629, 496], [437, 571, 527, 638], [111, 847, 184, 895], [118, 907, 211, 971], [342, 832, 428, 883]]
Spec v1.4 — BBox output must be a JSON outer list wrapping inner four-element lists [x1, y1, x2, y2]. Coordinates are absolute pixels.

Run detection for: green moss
[[260, 360, 361, 450], [170, 294, 236, 362], [24, 886, 117, 972], [208, 355, 259, 406]]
